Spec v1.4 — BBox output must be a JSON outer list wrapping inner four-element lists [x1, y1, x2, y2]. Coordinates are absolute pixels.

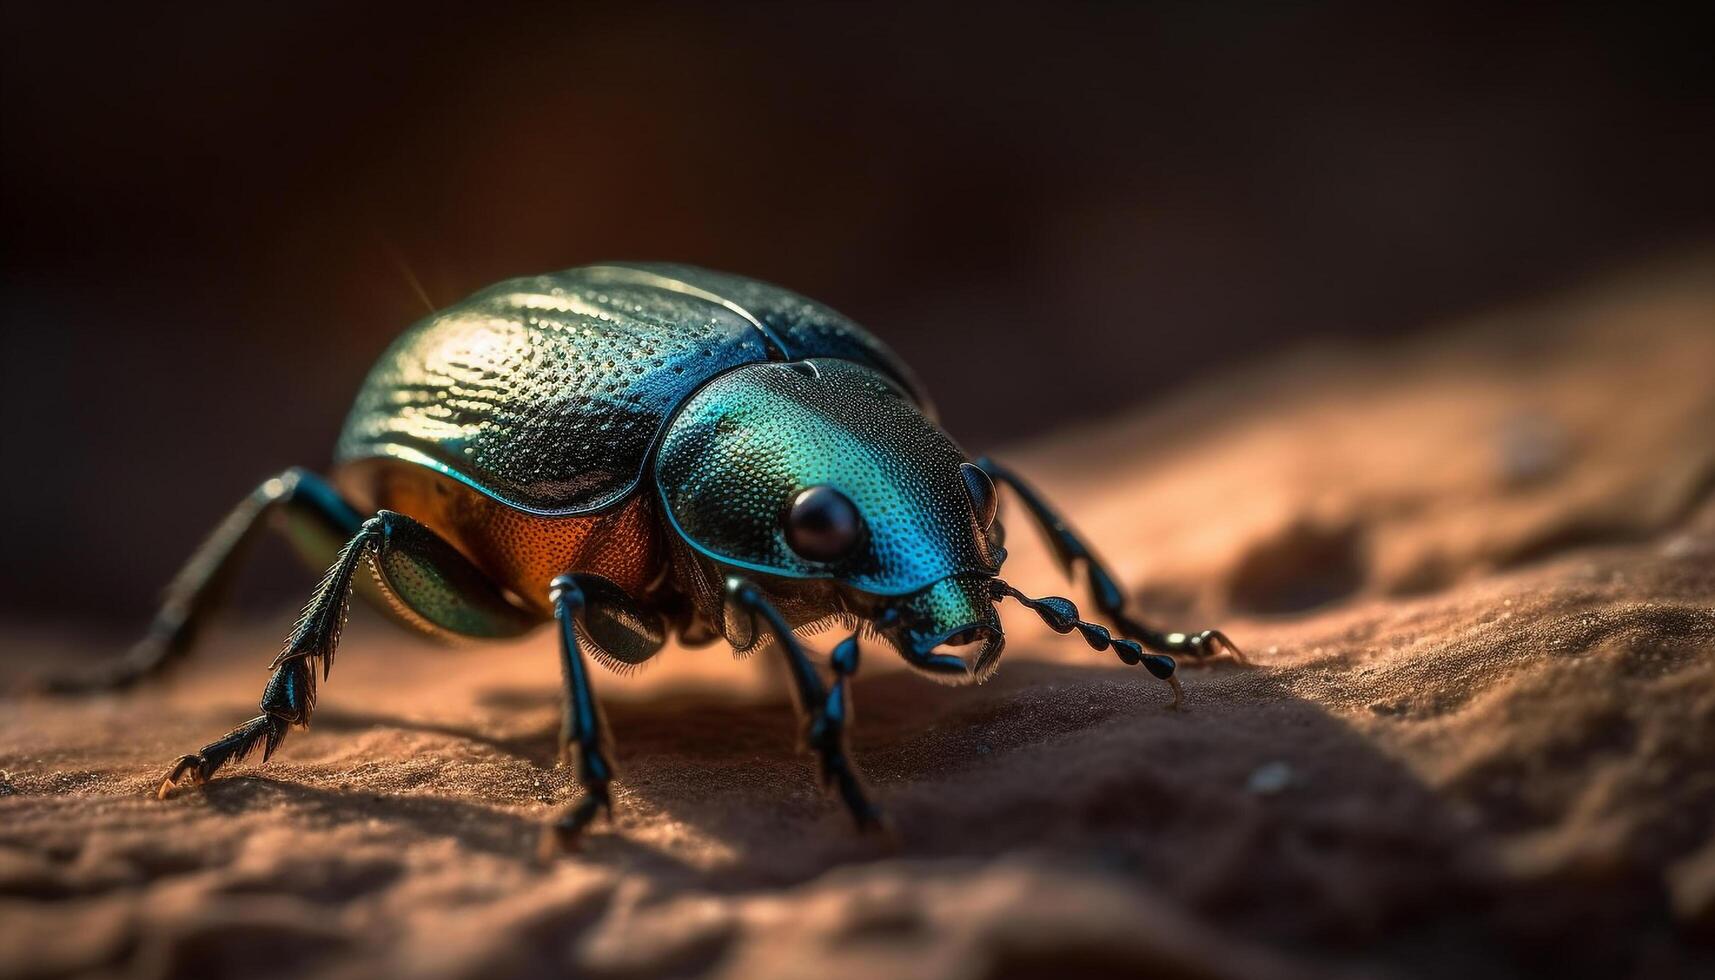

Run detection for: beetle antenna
[[990, 578, 1181, 706]]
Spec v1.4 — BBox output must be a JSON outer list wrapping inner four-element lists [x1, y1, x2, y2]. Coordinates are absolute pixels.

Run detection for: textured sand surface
[[3, 255, 1713, 979]]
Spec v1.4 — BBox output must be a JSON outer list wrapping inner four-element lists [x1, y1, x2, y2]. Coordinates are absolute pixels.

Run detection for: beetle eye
[[961, 463, 998, 530], [785, 485, 863, 562]]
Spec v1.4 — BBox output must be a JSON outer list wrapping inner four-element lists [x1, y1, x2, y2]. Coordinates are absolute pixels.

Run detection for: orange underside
[[334, 458, 663, 617]]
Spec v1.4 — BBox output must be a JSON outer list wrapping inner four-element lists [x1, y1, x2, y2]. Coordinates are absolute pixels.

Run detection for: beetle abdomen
[[335, 457, 661, 616]]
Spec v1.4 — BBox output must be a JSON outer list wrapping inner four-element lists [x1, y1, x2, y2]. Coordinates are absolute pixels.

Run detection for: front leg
[[724, 577, 881, 829], [977, 458, 1246, 669]]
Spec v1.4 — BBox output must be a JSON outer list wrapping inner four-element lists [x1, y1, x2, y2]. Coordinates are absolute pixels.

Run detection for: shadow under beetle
[[70, 264, 1243, 847]]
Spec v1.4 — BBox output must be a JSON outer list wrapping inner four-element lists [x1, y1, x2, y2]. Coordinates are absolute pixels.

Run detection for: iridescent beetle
[[77, 265, 1242, 846]]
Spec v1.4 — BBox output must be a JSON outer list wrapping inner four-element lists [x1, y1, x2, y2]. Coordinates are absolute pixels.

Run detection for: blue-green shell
[[334, 264, 922, 514]]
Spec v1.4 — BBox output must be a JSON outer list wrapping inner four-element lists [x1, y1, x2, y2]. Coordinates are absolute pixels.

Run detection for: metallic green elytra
[[83, 263, 1242, 846]]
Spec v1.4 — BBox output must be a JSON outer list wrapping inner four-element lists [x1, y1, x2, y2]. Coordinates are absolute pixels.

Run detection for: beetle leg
[[158, 515, 383, 797], [818, 630, 876, 826], [724, 577, 882, 830], [156, 511, 539, 799], [976, 457, 1247, 670], [46, 467, 362, 693], [540, 574, 621, 853]]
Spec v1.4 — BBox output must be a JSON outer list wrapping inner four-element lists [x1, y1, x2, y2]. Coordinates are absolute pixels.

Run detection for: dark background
[[4, 2, 1713, 622]]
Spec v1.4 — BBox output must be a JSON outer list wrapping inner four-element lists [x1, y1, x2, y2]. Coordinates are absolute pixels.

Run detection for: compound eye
[[961, 463, 998, 530], [785, 485, 864, 562]]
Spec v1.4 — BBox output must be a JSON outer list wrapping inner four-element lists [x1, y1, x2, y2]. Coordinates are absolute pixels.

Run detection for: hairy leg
[[724, 576, 880, 828], [157, 510, 539, 796]]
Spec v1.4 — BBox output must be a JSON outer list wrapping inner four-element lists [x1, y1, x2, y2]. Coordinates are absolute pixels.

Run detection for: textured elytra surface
[[335, 265, 917, 515], [656, 359, 1001, 595], [623, 263, 928, 407]]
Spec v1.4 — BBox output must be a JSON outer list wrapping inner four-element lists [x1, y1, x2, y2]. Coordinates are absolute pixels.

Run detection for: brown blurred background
[[3, 1, 1712, 623]]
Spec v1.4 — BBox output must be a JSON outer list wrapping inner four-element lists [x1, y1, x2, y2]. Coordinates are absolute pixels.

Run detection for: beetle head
[[656, 358, 1008, 677]]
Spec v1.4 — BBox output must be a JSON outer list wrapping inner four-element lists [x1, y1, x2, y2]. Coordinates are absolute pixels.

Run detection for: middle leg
[[540, 572, 667, 852], [542, 574, 614, 849]]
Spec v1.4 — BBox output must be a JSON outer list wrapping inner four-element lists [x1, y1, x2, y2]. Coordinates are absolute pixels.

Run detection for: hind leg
[[47, 467, 360, 692], [157, 510, 540, 797]]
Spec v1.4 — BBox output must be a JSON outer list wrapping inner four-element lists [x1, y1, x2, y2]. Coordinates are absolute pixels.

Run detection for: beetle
[[69, 264, 1242, 847]]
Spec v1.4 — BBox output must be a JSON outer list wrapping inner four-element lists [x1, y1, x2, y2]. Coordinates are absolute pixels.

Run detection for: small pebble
[[1247, 760, 1293, 795], [1497, 411, 1571, 486]]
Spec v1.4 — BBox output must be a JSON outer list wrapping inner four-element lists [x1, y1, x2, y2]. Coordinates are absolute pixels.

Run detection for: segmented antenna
[[991, 578, 1182, 706]]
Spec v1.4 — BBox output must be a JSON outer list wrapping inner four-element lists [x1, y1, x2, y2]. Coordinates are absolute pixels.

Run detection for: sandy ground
[[3, 254, 1713, 979]]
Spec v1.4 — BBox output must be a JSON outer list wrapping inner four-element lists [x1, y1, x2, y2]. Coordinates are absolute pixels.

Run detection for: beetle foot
[[851, 798, 890, 834], [842, 795, 893, 842], [817, 749, 886, 833], [1177, 628, 1247, 666], [154, 712, 287, 800], [1109, 610, 1246, 668], [156, 754, 210, 799], [806, 711, 882, 831], [539, 785, 611, 858]]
